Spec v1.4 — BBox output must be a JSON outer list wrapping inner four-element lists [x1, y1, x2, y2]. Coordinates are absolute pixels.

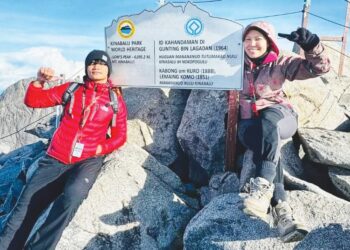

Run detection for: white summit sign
[[105, 2, 243, 90]]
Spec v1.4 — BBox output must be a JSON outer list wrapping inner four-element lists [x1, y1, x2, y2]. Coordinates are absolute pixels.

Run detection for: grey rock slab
[[284, 171, 344, 202], [56, 143, 198, 250], [184, 190, 350, 250], [283, 76, 346, 130], [329, 166, 350, 201], [200, 172, 240, 207], [298, 127, 350, 169], [0, 143, 10, 155], [123, 88, 190, 166], [177, 90, 227, 176]]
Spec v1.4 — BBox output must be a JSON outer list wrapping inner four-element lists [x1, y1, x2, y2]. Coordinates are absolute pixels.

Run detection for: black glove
[[278, 28, 320, 51]]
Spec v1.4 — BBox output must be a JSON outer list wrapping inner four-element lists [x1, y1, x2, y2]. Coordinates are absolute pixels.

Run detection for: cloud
[[0, 29, 103, 49], [0, 47, 84, 90]]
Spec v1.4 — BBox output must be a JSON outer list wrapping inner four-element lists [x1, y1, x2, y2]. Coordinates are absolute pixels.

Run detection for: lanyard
[[246, 68, 259, 117], [80, 87, 105, 128]]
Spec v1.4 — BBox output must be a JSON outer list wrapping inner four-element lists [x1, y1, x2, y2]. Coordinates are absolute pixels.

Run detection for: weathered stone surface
[[280, 139, 304, 178], [24, 116, 56, 139], [0, 143, 10, 155], [284, 171, 344, 201], [56, 143, 198, 250], [200, 172, 240, 207], [126, 119, 148, 148], [0, 78, 56, 150], [123, 88, 190, 166], [283, 77, 346, 130], [1, 55, 350, 248], [329, 166, 350, 201], [320, 75, 350, 119], [177, 90, 227, 176], [322, 42, 350, 78], [0, 142, 46, 225], [184, 191, 350, 250], [298, 128, 350, 169]]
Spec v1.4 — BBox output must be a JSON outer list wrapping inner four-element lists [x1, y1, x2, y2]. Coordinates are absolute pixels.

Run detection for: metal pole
[[338, 1, 350, 76]]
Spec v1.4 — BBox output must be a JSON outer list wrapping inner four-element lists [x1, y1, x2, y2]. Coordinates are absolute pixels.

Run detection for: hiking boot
[[272, 201, 309, 243], [243, 177, 274, 219]]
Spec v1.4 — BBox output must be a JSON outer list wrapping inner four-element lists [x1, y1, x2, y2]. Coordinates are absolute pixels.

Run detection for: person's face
[[243, 29, 268, 58], [87, 59, 109, 84]]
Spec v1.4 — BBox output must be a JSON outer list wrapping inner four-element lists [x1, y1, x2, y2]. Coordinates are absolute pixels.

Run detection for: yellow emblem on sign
[[117, 19, 135, 39]]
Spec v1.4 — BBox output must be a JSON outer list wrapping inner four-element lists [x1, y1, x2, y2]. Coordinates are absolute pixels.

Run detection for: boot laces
[[249, 178, 271, 199], [277, 203, 294, 226]]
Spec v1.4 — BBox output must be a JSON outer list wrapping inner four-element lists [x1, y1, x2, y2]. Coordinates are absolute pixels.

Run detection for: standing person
[[238, 21, 330, 242], [0, 50, 127, 250]]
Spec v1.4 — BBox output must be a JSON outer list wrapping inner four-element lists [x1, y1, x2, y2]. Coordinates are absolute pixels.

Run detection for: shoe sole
[[281, 228, 308, 243], [243, 201, 269, 217], [243, 207, 269, 222]]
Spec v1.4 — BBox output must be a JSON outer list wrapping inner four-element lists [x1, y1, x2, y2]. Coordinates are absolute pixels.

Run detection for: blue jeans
[[238, 104, 298, 203], [0, 154, 103, 250]]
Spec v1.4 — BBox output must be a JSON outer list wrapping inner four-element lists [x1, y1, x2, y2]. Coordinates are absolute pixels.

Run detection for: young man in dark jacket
[[0, 50, 127, 250]]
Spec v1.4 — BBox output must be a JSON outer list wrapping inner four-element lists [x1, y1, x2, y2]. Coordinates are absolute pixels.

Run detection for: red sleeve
[[24, 81, 70, 108], [100, 95, 127, 154]]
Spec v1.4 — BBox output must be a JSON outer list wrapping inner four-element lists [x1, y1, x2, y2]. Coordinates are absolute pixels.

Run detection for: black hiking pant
[[238, 104, 298, 203], [0, 154, 103, 250]]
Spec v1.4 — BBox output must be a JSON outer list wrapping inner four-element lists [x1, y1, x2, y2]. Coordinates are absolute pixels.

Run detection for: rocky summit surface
[[0, 48, 350, 249]]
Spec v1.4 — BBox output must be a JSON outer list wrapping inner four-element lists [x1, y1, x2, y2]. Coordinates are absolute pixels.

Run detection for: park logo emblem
[[117, 19, 135, 39], [185, 18, 203, 36]]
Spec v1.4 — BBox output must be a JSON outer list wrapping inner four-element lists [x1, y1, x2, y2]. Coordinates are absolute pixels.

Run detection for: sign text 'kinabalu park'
[[105, 2, 243, 90]]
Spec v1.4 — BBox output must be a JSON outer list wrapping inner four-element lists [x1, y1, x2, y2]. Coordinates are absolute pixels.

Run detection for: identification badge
[[72, 142, 84, 158]]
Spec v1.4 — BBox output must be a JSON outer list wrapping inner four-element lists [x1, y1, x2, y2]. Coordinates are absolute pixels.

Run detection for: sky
[[0, 0, 348, 91]]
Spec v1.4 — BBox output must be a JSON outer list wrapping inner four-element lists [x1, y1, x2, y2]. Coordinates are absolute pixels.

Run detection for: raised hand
[[278, 27, 320, 51], [37, 67, 55, 83]]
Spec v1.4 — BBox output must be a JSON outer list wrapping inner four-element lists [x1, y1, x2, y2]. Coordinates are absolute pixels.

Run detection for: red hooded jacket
[[24, 79, 127, 164]]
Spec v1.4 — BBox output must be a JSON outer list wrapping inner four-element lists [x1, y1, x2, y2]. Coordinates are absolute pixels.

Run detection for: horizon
[[0, 0, 349, 92]]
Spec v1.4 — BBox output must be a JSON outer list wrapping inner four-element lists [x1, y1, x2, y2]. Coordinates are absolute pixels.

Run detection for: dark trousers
[[238, 104, 298, 203], [0, 155, 103, 250]]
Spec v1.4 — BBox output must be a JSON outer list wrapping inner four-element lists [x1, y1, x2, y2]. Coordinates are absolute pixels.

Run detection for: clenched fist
[[37, 67, 55, 83]]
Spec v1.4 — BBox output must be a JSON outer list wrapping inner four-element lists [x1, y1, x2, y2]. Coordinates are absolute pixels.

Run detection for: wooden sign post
[[225, 90, 239, 172]]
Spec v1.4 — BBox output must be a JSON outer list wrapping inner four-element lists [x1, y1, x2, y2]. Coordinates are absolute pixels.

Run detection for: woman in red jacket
[[0, 50, 127, 250]]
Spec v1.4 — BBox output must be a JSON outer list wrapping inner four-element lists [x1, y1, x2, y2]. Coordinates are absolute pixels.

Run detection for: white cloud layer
[[0, 47, 84, 91]]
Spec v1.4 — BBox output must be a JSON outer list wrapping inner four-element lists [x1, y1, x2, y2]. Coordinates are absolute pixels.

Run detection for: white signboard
[[105, 2, 243, 90]]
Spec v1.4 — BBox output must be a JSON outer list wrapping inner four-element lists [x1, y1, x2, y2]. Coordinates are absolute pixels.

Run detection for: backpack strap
[[109, 87, 121, 127], [62, 82, 84, 115]]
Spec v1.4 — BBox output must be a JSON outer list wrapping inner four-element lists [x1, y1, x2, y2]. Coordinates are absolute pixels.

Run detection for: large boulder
[[56, 143, 198, 250], [298, 128, 350, 169], [123, 88, 190, 166], [200, 172, 240, 207], [0, 143, 10, 155], [184, 190, 350, 250], [329, 167, 350, 201], [320, 75, 350, 119], [283, 77, 346, 130], [177, 90, 227, 176], [322, 42, 350, 77], [0, 142, 46, 224]]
